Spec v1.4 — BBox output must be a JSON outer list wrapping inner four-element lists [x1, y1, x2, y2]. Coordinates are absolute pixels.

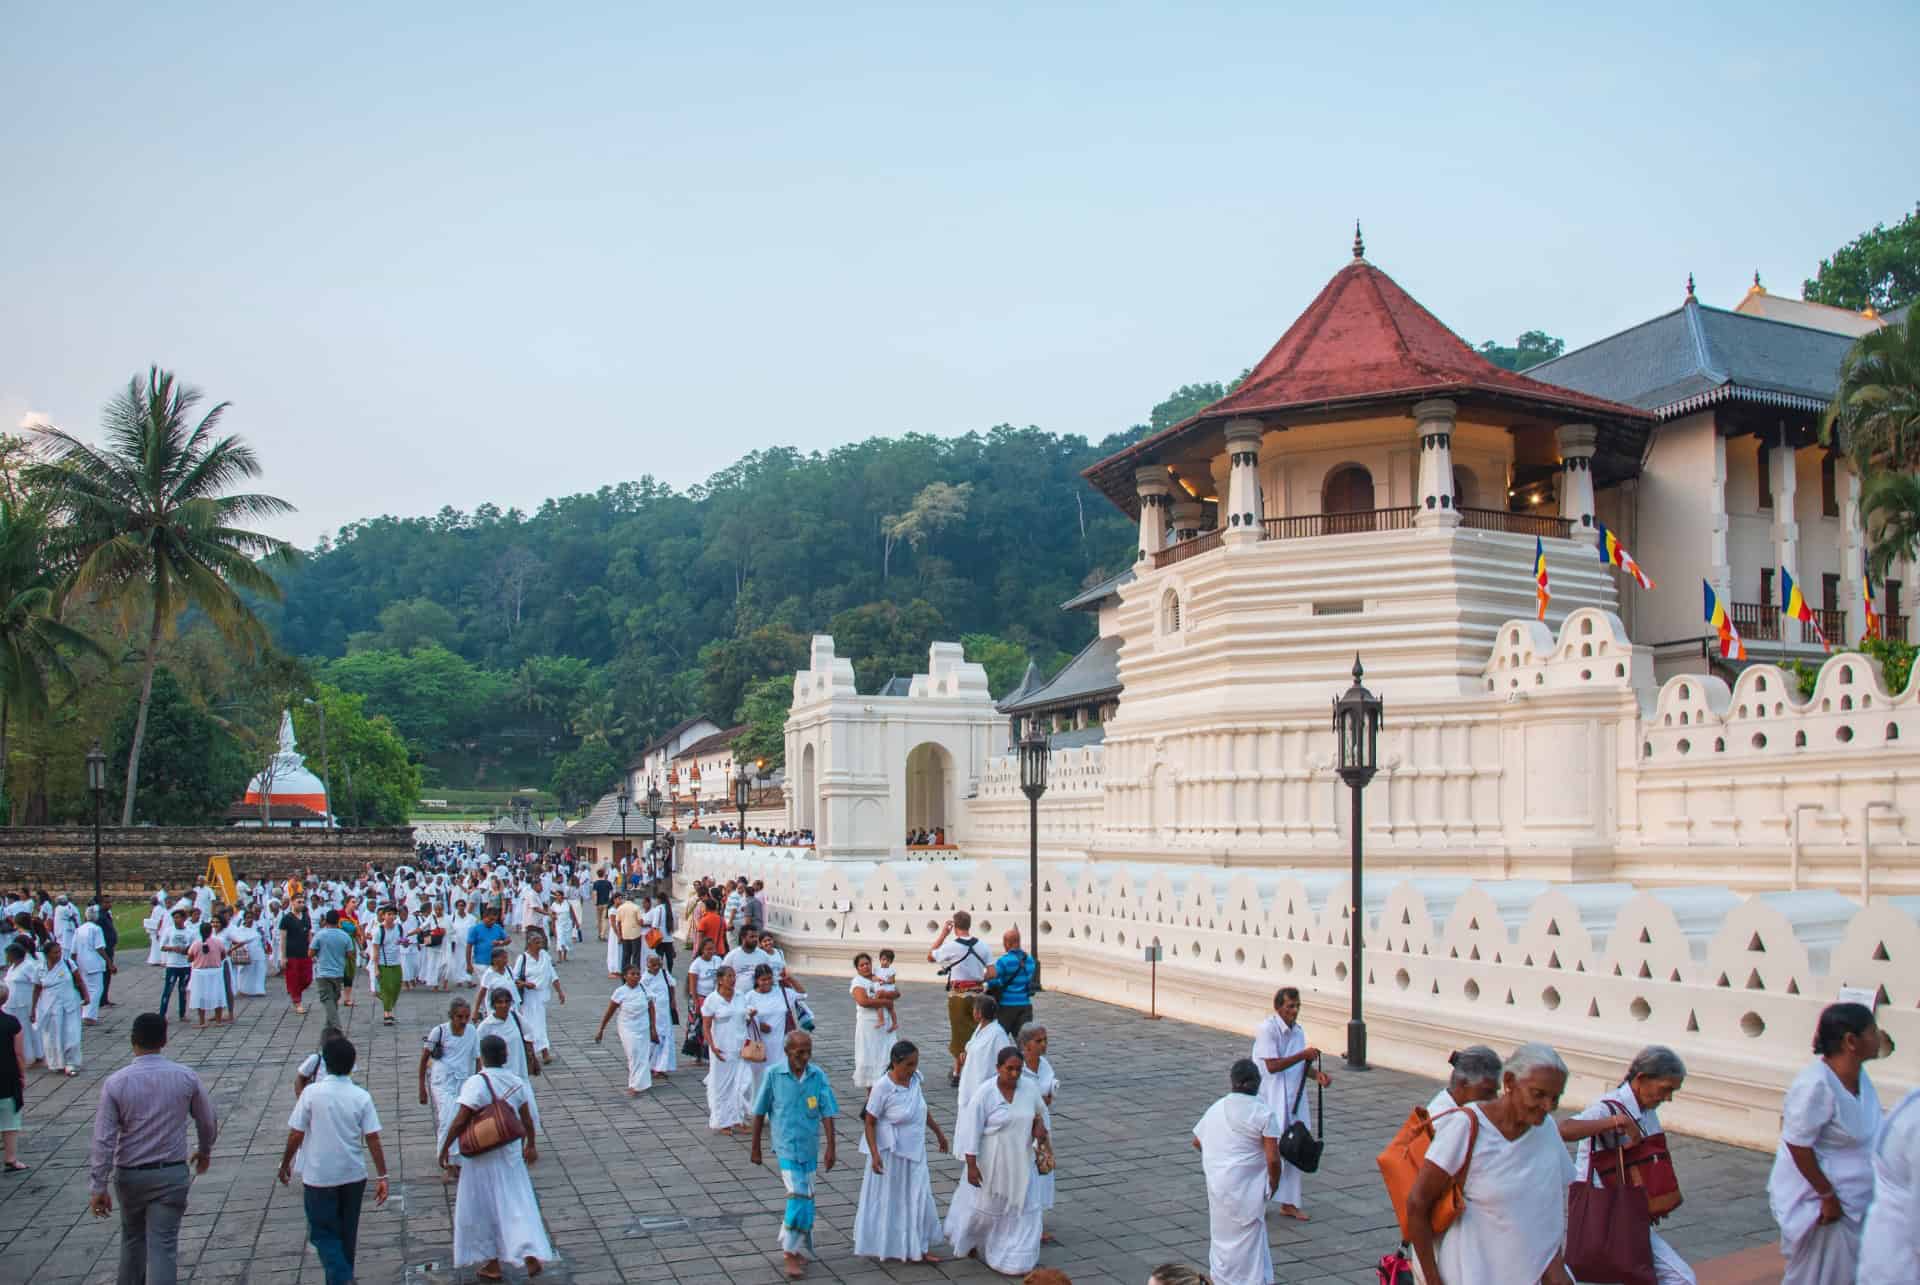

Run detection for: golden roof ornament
[[1747, 271, 1765, 296], [1352, 220, 1365, 261]]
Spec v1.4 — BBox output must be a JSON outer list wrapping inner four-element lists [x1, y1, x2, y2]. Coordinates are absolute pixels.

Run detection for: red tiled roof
[[1084, 257, 1653, 515]]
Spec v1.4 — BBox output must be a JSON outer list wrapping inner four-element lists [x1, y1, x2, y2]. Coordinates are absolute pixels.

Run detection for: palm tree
[[1823, 320, 1920, 471], [1862, 471, 1920, 583], [30, 368, 297, 824], [0, 500, 103, 813]]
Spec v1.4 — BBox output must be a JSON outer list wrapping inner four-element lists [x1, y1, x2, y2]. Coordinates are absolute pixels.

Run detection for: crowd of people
[[697, 822, 815, 847], [9, 849, 1910, 1285]]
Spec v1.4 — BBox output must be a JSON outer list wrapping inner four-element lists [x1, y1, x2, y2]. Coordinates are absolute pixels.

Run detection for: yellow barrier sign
[[204, 856, 237, 906]]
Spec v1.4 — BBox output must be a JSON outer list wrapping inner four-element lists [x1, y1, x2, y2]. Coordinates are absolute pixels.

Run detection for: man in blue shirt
[[749, 1031, 837, 1279], [310, 911, 355, 1033], [466, 906, 508, 976], [988, 927, 1036, 1038]]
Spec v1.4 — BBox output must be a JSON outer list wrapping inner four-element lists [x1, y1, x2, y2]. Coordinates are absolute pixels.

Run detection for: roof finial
[[1747, 270, 1765, 296], [1353, 220, 1365, 261], [1685, 272, 1696, 302]]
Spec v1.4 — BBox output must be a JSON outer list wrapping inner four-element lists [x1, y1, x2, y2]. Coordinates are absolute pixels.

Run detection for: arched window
[[1162, 590, 1182, 634], [1322, 465, 1376, 533]]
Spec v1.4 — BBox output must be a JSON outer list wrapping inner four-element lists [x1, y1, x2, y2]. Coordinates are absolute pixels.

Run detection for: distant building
[[229, 711, 331, 828], [625, 715, 723, 801]]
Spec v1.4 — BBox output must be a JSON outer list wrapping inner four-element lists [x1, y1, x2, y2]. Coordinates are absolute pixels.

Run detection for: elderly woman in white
[[436, 1032, 553, 1281], [1858, 1085, 1920, 1284], [1559, 1044, 1694, 1285], [1768, 1001, 1885, 1285], [1251, 985, 1330, 1220], [944, 1044, 1051, 1276], [1405, 1042, 1575, 1285], [1192, 1058, 1284, 1285], [854, 1039, 950, 1264], [700, 965, 754, 1135]]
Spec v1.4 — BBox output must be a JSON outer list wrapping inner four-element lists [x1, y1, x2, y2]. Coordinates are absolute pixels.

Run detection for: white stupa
[[233, 709, 330, 826]]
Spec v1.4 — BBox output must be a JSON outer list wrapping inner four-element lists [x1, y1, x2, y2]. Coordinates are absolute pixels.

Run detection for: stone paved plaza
[[0, 936, 1783, 1284]]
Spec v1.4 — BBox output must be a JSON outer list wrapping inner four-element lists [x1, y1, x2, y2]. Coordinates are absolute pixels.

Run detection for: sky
[[4, 2, 1916, 547]]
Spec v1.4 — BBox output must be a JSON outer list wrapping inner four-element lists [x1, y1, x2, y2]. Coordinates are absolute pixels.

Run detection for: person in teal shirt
[[749, 1031, 838, 1278]]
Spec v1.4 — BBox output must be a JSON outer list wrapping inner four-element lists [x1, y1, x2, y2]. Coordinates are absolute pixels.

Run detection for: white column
[[1709, 431, 1731, 610], [1170, 499, 1204, 544], [1222, 419, 1265, 546], [1135, 466, 1171, 562], [1555, 423, 1598, 532], [1841, 455, 1866, 645], [1413, 398, 1461, 528], [1771, 435, 1801, 644]]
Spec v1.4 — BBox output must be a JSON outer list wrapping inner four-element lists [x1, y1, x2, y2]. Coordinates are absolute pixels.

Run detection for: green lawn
[[110, 900, 152, 952]]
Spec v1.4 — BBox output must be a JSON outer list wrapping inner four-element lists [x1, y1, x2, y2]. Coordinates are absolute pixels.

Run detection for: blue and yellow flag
[[1780, 568, 1828, 649], [1704, 580, 1746, 660], [1594, 520, 1654, 590], [1533, 536, 1550, 620]]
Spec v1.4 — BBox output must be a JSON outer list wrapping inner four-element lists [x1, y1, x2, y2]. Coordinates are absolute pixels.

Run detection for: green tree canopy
[[961, 632, 1031, 699], [106, 668, 251, 825], [828, 599, 946, 693], [548, 741, 622, 810], [1823, 320, 1920, 472], [319, 644, 506, 751], [1477, 330, 1565, 372], [347, 596, 459, 654], [733, 674, 791, 772], [292, 685, 420, 826], [1804, 205, 1920, 313], [699, 623, 808, 725]]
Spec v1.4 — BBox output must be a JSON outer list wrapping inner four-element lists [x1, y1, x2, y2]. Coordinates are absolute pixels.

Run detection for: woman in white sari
[[419, 998, 480, 1181], [1858, 1086, 1920, 1284], [593, 964, 657, 1096], [1768, 1002, 1885, 1285], [641, 952, 677, 1078], [1192, 1058, 1284, 1285], [227, 909, 269, 997], [1406, 1042, 1575, 1285], [1560, 1045, 1694, 1285], [700, 965, 753, 1134], [512, 935, 562, 1064], [849, 952, 893, 1089], [437, 1033, 553, 1281], [944, 1045, 1051, 1276], [474, 987, 541, 1132], [743, 964, 789, 1103], [855, 1039, 949, 1263], [143, 896, 167, 966], [1019, 1025, 1059, 1228]]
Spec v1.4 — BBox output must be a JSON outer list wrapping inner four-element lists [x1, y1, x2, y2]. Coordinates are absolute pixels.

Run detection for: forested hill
[[259, 382, 1239, 800]]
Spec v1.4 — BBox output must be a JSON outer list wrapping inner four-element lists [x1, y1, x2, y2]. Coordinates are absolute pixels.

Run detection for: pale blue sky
[[5, 2, 1915, 545]]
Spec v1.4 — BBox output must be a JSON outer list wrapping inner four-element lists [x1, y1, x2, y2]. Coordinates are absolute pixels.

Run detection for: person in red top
[[695, 898, 727, 955]]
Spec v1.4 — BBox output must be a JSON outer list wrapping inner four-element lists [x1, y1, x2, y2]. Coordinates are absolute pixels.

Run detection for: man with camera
[[926, 910, 994, 1088]]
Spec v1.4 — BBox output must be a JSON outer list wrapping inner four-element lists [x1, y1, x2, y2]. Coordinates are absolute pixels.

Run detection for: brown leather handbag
[[1588, 1099, 1684, 1220], [457, 1071, 526, 1158]]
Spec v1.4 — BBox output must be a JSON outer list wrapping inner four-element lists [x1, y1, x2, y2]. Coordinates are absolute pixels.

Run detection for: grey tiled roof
[[567, 790, 660, 838], [874, 675, 913, 697], [1000, 635, 1122, 714], [997, 660, 1045, 711], [1060, 569, 1135, 613], [1526, 300, 1854, 419]]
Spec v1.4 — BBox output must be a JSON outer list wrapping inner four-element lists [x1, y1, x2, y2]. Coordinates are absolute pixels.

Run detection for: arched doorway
[[797, 743, 817, 832], [904, 742, 952, 840], [1452, 465, 1477, 511], [1322, 465, 1376, 533]]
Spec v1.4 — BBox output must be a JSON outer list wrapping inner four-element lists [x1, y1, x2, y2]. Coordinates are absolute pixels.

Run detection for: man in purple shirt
[[88, 1013, 218, 1285]]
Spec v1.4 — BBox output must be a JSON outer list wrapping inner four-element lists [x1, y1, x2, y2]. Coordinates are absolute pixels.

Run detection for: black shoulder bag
[[1277, 1057, 1324, 1173]]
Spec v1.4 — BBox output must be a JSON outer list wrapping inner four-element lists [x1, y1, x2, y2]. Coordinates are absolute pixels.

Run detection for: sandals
[[4, 1161, 27, 1173]]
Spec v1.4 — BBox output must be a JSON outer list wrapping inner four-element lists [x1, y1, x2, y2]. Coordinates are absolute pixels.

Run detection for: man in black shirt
[[280, 897, 314, 1015], [591, 870, 615, 940], [93, 896, 120, 1006]]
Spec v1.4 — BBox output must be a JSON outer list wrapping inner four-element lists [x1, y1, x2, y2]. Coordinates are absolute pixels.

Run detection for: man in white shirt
[[926, 910, 995, 1088], [723, 927, 775, 989], [279, 1036, 387, 1284], [73, 907, 112, 1023]]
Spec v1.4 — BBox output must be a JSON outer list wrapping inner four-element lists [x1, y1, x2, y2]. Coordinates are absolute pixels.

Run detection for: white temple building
[[229, 710, 332, 828], [680, 246, 1917, 1147]]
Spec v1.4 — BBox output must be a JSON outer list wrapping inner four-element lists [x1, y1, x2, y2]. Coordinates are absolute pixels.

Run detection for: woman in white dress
[[3, 944, 43, 1067], [447, 901, 477, 985], [513, 935, 563, 1064], [1251, 985, 1330, 1220], [742, 964, 791, 1103], [30, 940, 88, 1075], [418, 998, 480, 1182], [416, 911, 445, 991], [143, 896, 167, 966], [1406, 1042, 1575, 1285], [641, 952, 677, 1078], [227, 910, 269, 997], [400, 911, 424, 988], [957, 994, 1014, 1107], [593, 964, 658, 1096], [1018, 1025, 1059, 1223], [944, 1045, 1051, 1276], [849, 952, 895, 1089], [854, 1039, 949, 1264], [1858, 1086, 1920, 1284], [1768, 1002, 1885, 1285], [475, 987, 542, 1132], [1560, 1045, 1694, 1285], [603, 893, 625, 978], [686, 938, 723, 1065], [700, 965, 753, 1135], [475, 946, 519, 1015], [1192, 1058, 1285, 1285], [437, 1033, 554, 1281]]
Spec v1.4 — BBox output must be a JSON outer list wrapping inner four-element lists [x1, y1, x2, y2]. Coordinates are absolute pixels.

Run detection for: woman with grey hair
[[1426, 1046, 1502, 1120], [1405, 1042, 1575, 1285], [1559, 1045, 1693, 1284], [1191, 1058, 1283, 1285]]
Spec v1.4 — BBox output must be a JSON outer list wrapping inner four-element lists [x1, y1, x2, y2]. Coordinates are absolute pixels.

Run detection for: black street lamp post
[[732, 764, 754, 849], [617, 781, 631, 867], [1018, 725, 1051, 992], [1332, 655, 1383, 1071], [85, 742, 107, 909], [645, 783, 664, 893]]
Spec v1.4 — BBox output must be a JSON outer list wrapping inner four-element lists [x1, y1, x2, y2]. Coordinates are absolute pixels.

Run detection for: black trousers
[[620, 939, 646, 974]]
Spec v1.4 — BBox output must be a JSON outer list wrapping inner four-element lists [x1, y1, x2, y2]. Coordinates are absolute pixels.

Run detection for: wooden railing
[[1261, 507, 1418, 541], [1732, 601, 1781, 642], [1886, 614, 1911, 643], [1458, 507, 1574, 539], [1150, 529, 1224, 568], [1814, 608, 1847, 643]]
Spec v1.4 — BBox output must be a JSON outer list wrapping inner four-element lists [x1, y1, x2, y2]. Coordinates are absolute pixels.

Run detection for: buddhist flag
[[1533, 535, 1550, 620], [1780, 567, 1829, 650], [1704, 580, 1747, 660], [1865, 571, 1881, 642], [1594, 520, 1655, 590]]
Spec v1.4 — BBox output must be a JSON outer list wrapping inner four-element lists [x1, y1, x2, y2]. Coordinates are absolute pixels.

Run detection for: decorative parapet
[[680, 842, 1917, 1149]]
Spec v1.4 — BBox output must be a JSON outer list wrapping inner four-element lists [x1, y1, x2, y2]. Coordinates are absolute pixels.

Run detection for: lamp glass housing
[[1018, 729, 1051, 799], [86, 742, 107, 793], [1332, 657, 1383, 786]]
